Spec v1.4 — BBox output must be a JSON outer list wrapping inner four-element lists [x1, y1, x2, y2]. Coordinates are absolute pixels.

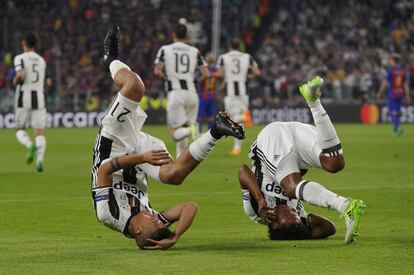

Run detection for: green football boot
[[190, 123, 200, 140], [26, 144, 37, 165], [36, 161, 44, 172], [342, 198, 366, 244], [299, 76, 324, 104]]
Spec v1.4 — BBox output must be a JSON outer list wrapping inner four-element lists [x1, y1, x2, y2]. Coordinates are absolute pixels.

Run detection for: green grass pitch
[[0, 123, 413, 274]]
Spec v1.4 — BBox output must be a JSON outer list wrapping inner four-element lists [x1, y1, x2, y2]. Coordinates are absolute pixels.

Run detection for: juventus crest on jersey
[[217, 50, 258, 97], [14, 51, 47, 109], [155, 41, 206, 92]]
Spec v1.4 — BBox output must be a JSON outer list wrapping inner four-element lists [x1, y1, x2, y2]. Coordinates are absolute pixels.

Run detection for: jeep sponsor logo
[[265, 182, 287, 197]]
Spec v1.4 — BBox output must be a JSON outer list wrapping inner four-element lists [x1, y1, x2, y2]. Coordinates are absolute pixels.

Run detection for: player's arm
[[238, 164, 273, 223], [197, 65, 209, 83], [196, 51, 209, 83], [154, 63, 166, 80], [376, 79, 388, 99], [144, 202, 198, 250], [12, 56, 25, 86], [247, 56, 261, 80], [216, 55, 224, 78], [96, 151, 170, 188], [403, 73, 411, 103], [45, 67, 52, 89], [153, 47, 166, 79]]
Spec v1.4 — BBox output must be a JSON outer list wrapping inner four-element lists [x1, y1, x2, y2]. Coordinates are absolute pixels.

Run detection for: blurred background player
[[376, 53, 411, 136], [154, 23, 209, 158], [197, 53, 219, 133], [92, 26, 245, 250], [242, 76, 366, 244], [217, 38, 261, 156], [13, 32, 52, 172]]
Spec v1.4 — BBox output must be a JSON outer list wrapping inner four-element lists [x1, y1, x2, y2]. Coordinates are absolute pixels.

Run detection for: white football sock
[[16, 130, 32, 149], [188, 130, 218, 162], [176, 138, 188, 158], [233, 138, 242, 151], [308, 101, 342, 155], [173, 127, 191, 141], [109, 60, 131, 80], [35, 135, 46, 162], [295, 180, 348, 213]]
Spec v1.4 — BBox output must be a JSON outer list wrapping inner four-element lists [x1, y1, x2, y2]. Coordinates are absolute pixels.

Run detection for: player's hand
[[141, 150, 171, 166], [257, 199, 275, 224], [405, 96, 412, 104], [144, 237, 177, 250]]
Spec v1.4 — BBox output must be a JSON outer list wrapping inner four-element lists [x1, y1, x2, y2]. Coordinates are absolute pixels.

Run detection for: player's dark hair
[[174, 24, 187, 39], [391, 53, 401, 63], [23, 32, 37, 48], [268, 223, 309, 240], [137, 227, 174, 250], [230, 38, 241, 50]]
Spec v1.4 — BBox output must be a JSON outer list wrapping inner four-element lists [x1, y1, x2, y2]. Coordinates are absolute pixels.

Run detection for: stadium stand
[[0, 0, 413, 112]]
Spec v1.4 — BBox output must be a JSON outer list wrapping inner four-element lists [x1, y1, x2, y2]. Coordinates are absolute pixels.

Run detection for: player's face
[[273, 205, 302, 228], [137, 209, 166, 231]]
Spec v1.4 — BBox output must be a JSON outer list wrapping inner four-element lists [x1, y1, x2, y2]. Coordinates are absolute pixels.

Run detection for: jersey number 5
[[174, 53, 190, 73], [32, 63, 39, 83], [111, 102, 131, 122]]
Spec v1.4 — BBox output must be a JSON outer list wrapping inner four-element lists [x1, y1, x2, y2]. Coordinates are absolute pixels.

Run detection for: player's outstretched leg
[[160, 111, 245, 184], [16, 129, 36, 164], [300, 77, 343, 165]]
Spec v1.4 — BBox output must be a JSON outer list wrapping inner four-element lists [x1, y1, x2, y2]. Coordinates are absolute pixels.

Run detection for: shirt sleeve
[[14, 55, 23, 71], [249, 55, 258, 68], [216, 55, 224, 67], [154, 47, 165, 64], [385, 67, 392, 83], [197, 50, 207, 67]]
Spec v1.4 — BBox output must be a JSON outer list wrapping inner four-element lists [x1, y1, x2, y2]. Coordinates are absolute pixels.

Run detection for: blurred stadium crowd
[[0, 0, 413, 113]]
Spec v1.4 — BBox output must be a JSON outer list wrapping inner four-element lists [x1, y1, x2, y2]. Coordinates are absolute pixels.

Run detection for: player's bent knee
[[186, 201, 199, 212], [280, 173, 302, 198], [124, 73, 145, 102], [321, 155, 345, 173]]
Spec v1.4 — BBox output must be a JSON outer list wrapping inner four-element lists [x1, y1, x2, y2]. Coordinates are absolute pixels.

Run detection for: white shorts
[[249, 122, 322, 183], [14, 108, 46, 129], [224, 95, 249, 123], [167, 89, 199, 128], [93, 186, 171, 238]]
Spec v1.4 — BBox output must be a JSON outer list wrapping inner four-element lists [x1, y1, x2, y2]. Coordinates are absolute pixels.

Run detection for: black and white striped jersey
[[154, 41, 206, 92], [14, 51, 47, 109], [217, 50, 258, 97]]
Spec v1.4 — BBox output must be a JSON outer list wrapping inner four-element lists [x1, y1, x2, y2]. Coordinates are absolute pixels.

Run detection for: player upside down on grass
[[91, 26, 245, 250], [238, 77, 366, 243]]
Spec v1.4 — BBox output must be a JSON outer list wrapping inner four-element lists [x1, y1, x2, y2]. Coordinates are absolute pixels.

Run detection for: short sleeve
[[385, 67, 392, 82], [14, 55, 23, 71], [249, 55, 258, 67], [154, 47, 165, 64], [217, 55, 224, 67], [197, 50, 207, 67]]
